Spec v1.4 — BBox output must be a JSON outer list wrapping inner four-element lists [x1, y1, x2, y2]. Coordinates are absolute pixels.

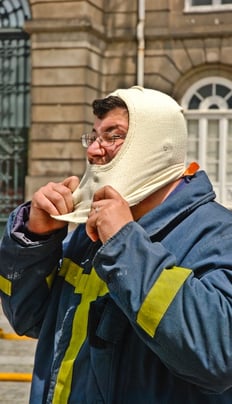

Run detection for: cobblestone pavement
[[0, 302, 37, 403]]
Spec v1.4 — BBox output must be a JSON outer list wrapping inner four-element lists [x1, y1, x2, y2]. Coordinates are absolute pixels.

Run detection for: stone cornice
[[24, 19, 104, 37]]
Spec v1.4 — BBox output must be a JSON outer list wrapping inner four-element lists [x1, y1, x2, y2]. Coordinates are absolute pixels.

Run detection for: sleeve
[[93, 221, 232, 394], [0, 203, 68, 338]]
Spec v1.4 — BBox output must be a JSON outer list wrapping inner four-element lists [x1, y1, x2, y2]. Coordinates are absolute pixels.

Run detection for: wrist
[[25, 221, 54, 241]]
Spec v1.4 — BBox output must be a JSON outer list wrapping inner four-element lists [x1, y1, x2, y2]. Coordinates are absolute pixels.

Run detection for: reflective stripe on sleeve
[[137, 266, 192, 337], [0, 275, 12, 296]]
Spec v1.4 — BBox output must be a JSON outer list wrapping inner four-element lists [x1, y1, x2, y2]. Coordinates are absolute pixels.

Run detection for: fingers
[[37, 176, 79, 215], [85, 204, 102, 242], [28, 176, 80, 235], [86, 186, 133, 244], [85, 220, 100, 243], [92, 185, 122, 203], [32, 182, 71, 216], [62, 176, 79, 193]]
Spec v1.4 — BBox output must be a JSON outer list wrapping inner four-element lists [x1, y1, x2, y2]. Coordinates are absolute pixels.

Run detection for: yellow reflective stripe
[[0, 268, 56, 295], [61, 258, 87, 291], [58, 258, 71, 278], [0, 275, 12, 296], [137, 266, 192, 337], [46, 267, 57, 289], [52, 258, 108, 404]]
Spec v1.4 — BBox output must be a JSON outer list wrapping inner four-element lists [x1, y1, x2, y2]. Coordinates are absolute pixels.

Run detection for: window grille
[[0, 0, 31, 235]]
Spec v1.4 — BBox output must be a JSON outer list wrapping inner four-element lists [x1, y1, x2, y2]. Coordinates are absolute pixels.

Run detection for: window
[[185, 0, 232, 12], [0, 0, 31, 235], [0, 0, 30, 28], [182, 78, 232, 208]]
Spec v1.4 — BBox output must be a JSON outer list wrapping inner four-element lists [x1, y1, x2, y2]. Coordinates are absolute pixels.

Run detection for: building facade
[[0, 0, 232, 231]]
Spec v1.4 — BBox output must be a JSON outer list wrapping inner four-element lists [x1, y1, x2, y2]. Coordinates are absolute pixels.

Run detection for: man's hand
[[27, 176, 79, 235], [86, 186, 133, 243]]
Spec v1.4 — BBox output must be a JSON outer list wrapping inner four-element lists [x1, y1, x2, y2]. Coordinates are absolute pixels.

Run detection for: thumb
[[62, 176, 79, 192], [93, 185, 122, 202]]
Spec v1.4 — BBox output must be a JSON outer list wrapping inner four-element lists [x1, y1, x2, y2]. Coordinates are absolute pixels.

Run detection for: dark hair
[[92, 96, 128, 119]]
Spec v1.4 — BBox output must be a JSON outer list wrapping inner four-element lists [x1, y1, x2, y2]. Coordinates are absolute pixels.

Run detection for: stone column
[[24, 0, 105, 199]]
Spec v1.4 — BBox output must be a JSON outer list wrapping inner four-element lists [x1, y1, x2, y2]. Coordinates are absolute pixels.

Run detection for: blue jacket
[[1, 170, 232, 403]]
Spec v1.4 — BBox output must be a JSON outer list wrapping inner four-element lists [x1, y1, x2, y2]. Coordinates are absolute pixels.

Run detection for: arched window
[[182, 77, 232, 208], [0, 0, 30, 28], [0, 0, 31, 234]]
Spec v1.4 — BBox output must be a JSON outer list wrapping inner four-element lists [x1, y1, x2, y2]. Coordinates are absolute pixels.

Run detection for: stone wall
[[25, 0, 106, 197]]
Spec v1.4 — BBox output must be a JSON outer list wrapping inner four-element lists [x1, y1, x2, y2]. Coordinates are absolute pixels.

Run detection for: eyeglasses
[[81, 132, 126, 148]]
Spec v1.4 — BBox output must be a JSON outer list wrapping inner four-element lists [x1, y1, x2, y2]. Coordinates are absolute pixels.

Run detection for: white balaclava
[[53, 86, 187, 224]]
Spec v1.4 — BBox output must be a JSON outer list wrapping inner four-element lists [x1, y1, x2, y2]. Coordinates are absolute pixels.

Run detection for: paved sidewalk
[[0, 302, 37, 403]]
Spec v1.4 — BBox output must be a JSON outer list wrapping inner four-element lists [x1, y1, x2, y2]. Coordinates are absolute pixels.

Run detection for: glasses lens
[[101, 132, 114, 146], [81, 135, 88, 147], [81, 132, 126, 148], [81, 134, 95, 147]]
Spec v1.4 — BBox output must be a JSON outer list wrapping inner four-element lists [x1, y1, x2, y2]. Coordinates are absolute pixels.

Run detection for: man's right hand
[[27, 176, 79, 235]]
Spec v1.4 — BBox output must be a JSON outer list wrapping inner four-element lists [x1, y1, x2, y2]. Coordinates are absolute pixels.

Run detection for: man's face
[[87, 107, 128, 165]]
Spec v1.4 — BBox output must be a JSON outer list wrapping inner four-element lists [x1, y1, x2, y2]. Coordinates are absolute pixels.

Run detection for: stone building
[[0, 0, 232, 233]]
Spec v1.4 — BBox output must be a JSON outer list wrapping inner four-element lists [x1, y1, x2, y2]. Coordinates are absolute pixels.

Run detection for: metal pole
[[137, 0, 145, 86]]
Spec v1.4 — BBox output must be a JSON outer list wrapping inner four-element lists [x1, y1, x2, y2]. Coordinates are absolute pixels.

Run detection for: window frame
[[181, 77, 232, 111], [184, 0, 232, 13], [181, 77, 232, 208]]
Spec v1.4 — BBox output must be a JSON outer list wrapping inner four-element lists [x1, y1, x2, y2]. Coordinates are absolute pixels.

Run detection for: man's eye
[[103, 133, 115, 141], [111, 134, 121, 140]]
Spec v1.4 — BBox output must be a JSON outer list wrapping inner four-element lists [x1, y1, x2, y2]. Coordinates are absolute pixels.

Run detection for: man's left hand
[[86, 186, 133, 243]]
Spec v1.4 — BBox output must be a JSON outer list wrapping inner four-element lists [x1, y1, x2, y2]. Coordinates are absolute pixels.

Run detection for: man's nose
[[87, 138, 105, 153]]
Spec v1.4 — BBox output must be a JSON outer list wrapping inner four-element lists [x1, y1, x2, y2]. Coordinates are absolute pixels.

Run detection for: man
[[1, 86, 232, 403]]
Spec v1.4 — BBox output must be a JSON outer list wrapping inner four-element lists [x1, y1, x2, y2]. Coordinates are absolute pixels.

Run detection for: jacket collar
[[138, 170, 215, 240]]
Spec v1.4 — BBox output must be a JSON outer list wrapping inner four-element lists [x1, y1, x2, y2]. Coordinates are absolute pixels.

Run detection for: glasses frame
[[81, 132, 126, 148]]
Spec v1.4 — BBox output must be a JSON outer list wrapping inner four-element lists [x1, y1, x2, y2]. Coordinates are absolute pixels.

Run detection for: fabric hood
[[53, 86, 187, 223]]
